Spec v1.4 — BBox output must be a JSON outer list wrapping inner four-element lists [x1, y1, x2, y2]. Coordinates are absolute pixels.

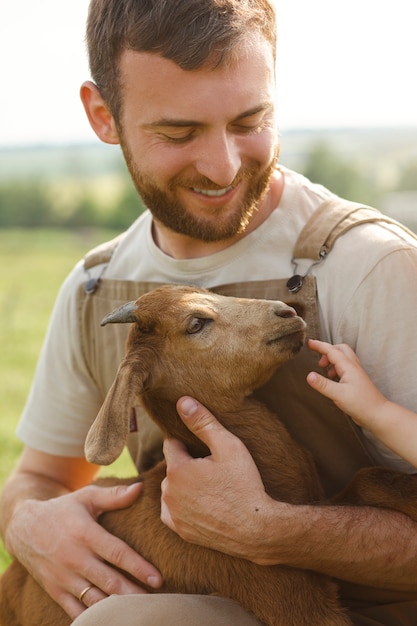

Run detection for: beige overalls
[[73, 201, 417, 625]]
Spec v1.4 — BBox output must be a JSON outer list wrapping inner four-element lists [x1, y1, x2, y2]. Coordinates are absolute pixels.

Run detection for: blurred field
[[0, 228, 136, 573]]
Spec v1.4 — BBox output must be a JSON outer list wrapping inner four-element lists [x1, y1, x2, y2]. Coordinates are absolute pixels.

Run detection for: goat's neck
[[141, 390, 252, 458], [141, 392, 321, 503]]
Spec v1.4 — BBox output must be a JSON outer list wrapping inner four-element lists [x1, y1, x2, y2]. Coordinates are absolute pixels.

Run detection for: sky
[[0, 0, 416, 147]]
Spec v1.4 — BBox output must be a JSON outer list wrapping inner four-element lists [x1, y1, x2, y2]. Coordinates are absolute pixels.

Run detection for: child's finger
[[306, 371, 339, 400]]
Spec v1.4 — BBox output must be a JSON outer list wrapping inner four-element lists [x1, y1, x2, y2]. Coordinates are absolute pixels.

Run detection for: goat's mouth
[[266, 328, 306, 351]]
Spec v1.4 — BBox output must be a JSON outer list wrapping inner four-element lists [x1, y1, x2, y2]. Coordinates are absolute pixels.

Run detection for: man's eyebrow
[[234, 102, 273, 121], [144, 119, 201, 129], [144, 103, 273, 129]]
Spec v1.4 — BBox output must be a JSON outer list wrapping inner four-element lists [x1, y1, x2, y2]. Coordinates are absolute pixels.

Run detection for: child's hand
[[308, 339, 361, 380], [306, 339, 387, 429]]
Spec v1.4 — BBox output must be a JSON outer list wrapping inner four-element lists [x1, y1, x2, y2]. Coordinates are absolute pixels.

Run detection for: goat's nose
[[273, 303, 297, 318]]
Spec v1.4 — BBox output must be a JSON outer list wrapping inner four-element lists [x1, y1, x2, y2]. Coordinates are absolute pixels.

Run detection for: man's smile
[[192, 185, 234, 198]]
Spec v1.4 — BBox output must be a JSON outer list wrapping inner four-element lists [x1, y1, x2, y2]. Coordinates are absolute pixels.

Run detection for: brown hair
[[86, 0, 277, 121]]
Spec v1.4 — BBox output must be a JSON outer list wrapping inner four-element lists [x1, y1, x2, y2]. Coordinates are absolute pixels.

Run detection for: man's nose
[[194, 131, 242, 188]]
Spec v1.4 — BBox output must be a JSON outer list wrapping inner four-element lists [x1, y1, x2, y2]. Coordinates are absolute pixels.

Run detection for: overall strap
[[294, 198, 417, 262], [83, 233, 124, 294], [84, 233, 124, 269]]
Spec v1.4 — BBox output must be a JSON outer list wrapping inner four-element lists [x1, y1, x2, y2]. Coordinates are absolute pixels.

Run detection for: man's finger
[[162, 437, 189, 465], [81, 482, 143, 517], [175, 396, 241, 458]]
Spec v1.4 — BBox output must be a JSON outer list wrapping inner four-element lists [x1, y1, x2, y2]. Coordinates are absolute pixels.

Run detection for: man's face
[[116, 37, 278, 243]]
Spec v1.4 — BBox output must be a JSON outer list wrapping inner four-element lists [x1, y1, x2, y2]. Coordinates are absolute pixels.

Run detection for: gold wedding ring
[[79, 584, 94, 603]]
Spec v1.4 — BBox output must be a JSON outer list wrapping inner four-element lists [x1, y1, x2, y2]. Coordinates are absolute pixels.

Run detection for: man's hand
[[160, 398, 417, 592], [7, 483, 162, 620], [161, 397, 273, 561]]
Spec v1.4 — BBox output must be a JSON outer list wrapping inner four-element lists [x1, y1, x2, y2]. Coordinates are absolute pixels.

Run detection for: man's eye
[[160, 131, 195, 144], [186, 318, 209, 334], [234, 124, 263, 134], [233, 118, 266, 135], [232, 109, 273, 135]]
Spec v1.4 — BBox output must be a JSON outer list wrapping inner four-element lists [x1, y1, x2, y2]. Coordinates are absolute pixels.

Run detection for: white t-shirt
[[17, 167, 417, 472]]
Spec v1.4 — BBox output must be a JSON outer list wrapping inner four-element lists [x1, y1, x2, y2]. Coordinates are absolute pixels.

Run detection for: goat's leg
[[0, 558, 70, 626], [207, 565, 353, 626], [334, 467, 417, 521]]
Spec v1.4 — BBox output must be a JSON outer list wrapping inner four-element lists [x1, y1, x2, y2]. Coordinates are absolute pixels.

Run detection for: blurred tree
[[104, 179, 146, 229], [63, 194, 100, 228], [301, 142, 381, 206], [0, 178, 146, 230], [395, 160, 417, 191], [0, 182, 56, 227]]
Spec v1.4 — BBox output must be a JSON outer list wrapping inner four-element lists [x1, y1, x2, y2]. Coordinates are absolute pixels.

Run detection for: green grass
[[0, 228, 136, 573]]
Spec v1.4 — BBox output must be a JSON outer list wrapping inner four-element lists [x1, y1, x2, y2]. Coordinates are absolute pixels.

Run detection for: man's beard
[[120, 139, 278, 243]]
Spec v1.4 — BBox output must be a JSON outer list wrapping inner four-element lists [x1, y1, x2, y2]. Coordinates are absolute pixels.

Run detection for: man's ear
[[80, 80, 120, 145]]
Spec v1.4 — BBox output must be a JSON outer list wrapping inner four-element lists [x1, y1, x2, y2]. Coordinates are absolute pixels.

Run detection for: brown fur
[[2, 286, 417, 626]]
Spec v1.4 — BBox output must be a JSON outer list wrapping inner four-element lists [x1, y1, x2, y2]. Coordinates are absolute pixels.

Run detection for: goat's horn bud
[[101, 301, 137, 326]]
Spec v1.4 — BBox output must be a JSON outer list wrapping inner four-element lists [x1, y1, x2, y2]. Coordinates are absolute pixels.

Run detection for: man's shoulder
[[84, 232, 125, 270], [84, 211, 151, 271]]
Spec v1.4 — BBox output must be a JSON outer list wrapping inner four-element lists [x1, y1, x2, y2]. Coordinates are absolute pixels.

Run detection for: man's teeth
[[192, 186, 233, 197]]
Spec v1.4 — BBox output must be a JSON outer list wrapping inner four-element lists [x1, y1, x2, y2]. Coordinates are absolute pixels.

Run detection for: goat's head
[[85, 285, 306, 465]]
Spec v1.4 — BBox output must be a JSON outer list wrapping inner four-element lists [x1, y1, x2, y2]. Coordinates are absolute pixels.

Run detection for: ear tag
[[129, 407, 138, 433]]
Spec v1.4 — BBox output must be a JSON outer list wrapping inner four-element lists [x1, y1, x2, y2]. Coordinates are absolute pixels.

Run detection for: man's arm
[[0, 447, 162, 620], [161, 397, 417, 591]]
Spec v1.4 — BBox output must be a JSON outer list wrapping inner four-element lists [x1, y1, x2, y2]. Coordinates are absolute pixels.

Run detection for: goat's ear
[[85, 358, 148, 465]]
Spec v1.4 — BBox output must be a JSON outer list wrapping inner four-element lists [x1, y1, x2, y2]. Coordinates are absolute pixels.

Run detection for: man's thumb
[[176, 396, 225, 448]]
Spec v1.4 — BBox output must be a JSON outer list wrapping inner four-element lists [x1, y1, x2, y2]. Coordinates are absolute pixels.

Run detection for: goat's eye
[[186, 317, 208, 334]]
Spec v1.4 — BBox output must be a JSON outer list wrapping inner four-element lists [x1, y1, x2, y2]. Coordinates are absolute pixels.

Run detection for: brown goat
[[1, 285, 417, 626]]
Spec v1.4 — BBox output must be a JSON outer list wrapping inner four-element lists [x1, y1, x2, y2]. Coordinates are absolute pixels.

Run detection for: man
[[2, 1, 417, 624]]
